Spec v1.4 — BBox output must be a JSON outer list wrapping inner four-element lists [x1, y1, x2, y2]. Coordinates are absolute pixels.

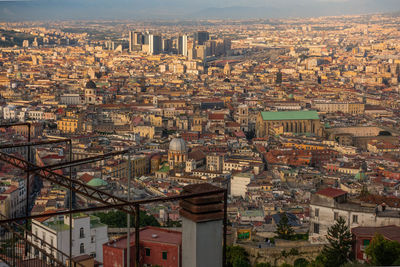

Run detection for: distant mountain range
[[0, 0, 399, 21]]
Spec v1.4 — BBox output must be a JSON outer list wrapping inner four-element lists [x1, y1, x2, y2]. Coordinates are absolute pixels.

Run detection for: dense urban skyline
[[0, 6, 400, 267]]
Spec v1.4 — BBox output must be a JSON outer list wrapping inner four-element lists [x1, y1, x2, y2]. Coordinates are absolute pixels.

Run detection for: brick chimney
[[179, 183, 224, 267]]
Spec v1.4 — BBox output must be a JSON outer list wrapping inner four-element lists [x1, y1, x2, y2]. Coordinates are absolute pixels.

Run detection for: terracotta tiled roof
[[316, 187, 347, 198], [208, 113, 225, 120], [352, 225, 400, 242], [80, 173, 94, 183]]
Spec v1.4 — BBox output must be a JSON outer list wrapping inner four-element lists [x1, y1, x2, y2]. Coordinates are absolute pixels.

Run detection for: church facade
[[256, 110, 323, 137]]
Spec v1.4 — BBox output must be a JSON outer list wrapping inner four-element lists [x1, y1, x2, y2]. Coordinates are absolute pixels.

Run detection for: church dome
[[85, 80, 97, 89], [169, 137, 186, 152]]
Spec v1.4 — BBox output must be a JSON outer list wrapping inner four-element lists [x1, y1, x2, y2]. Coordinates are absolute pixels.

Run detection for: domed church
[[168, 136, 187, 169]]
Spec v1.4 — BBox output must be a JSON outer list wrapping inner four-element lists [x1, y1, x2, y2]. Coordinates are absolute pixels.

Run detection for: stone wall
[[240, 240, 323, 266]]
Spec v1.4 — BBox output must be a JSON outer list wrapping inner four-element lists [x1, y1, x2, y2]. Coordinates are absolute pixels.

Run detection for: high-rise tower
[[178, 35, 188, 57], [194, 31, 209, 45]]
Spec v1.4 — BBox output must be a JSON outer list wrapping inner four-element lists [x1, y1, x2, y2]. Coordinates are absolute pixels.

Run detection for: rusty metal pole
[[135, 204, 140, 267], [25, 123, 31, 257], [127, 154, 131, 267], [69, 140, 73, 267], [223, 189, 228, 267]]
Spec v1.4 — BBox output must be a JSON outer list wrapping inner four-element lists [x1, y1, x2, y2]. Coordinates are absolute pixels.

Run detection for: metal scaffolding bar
[[0, 188, 225, 224], [135, 204, 140, 267], [30, 149, 130, 171], [127, 153, 131, 267], [68, 140, 73, 267], [0, 139, 71, 150], [0, 213, 84, 267], [223, 189, 228, 267], [25, 123, 31, 257], [0, 151, 135, 215]]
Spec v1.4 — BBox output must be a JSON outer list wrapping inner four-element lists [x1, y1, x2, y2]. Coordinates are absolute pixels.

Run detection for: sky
[[0, 0, 399, 21]]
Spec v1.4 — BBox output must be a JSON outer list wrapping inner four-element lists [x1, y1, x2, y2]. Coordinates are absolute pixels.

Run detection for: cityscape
[[0, 6, 400, 267]]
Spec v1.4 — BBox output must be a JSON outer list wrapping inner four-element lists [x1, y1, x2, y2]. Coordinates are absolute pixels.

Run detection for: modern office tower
[[194, 31, 209, 45], [205, 40, 216, 56], [129, 31, 134, 52], [162, 38, 172, 53], [133, 32, 143, 45], [143, 31, 150, 45], [178, 35, 188, 57], [129, 31, 143, 52], [149, 34, 162, 55], [195, 45, 206, 61]]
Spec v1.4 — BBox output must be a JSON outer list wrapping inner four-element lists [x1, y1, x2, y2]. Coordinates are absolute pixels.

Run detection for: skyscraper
[[149, 34, 162, 55], [134, 32, 143, 45], [194, 31, 209, 45], [178, 35, 188, 57], [129, 31, 143, 52], [129, 31, 134, 52]]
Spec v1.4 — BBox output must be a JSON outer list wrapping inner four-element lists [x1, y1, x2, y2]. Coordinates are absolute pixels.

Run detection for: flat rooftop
[[105, 226, 182, 249]]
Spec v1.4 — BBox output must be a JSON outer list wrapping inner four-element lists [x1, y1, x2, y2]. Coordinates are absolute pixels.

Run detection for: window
[[145, 248, 151, 257], [162, 251, 168, 260], [334, 212, 339, 220], [314, 208, 319, 218], [362, 239, 370, 251], [80, 243, 84, 254], [80, 227, 85, 238], [314, 223, 320, 234], [91, 236, 95, 243], [353, 215, 358, 223]]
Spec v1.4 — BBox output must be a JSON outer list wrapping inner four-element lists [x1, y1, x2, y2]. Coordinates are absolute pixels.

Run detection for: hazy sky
[[0, 0, 399, 21]]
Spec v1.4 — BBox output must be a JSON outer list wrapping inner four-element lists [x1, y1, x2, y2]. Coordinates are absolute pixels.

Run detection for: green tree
[[307, 254, 327, 267], [254, 263, 272, 267], [293, 258, 309, 267], [226, 245, 251, 267], [320, 217, 353, 267], [275, 213, 295, 240], [365, 233, 400, 266], [94, 210, 160, 228]]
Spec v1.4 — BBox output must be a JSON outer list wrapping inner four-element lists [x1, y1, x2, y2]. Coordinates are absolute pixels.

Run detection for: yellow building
[[313, 102, 365, 114], [149, 115, 163, 127], [130, 125, 155, 139], [105, 155, 149, 178], [57, 118, 81, 133], [282, 142, 325, 150]]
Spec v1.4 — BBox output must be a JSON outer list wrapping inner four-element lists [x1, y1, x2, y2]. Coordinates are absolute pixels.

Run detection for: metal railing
[[0, 122, 228, 267]]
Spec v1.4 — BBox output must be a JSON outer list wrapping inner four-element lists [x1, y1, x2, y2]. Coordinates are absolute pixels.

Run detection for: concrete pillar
[[180, 184, 224, 267]]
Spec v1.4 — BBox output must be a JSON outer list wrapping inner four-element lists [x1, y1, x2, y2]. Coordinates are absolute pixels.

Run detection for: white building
[[60, 94, 85, 105], [28, 110, 45, 121], [30, 213, 108, 264], [230, 172, 254, 198], [309, 188, 400, 244]]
